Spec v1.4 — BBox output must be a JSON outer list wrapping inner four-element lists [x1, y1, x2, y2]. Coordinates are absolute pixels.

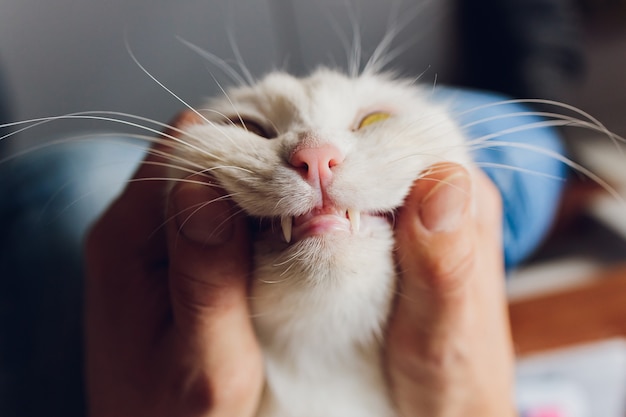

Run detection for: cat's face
[[177, 68, 469, 250]]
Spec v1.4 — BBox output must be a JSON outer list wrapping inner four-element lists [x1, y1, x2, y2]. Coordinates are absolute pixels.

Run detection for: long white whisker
[[473, 161, 566, 181], [0, 110, 199, 145], [169, 194, 244, 247], [325, 0, 354, 74], [177, 36, 247, 87], [470, 140, 622, 203], [0, 111, 167, 142], [409, 65, 432, 85], [206, 73, 247, 152], [345, 0, 362, 78], [227, 29, 255, 86], [276, 248, 310, 270], [464, 119, 588, 144], [124, 38, 210, 126], [453, 98, 616, 143], [461, 111, 588, 132], [363, 0, 427, 74], [459, 109, 623, 148], [0, 113, 222, 163]]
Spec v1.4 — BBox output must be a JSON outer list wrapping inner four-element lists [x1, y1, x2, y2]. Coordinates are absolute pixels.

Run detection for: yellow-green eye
[[358, 112, 391, 129]]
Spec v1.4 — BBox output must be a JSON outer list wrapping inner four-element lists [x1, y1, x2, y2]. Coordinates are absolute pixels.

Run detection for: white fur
[[175, 68, 471, 417]]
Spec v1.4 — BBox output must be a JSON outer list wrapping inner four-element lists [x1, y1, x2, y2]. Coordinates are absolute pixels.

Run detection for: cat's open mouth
[[280, 208, 358, 243], [276, 208, 392, 244]]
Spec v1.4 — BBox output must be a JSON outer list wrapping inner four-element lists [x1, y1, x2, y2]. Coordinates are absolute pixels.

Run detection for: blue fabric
[[434, 88, 567, 267], [0, 139, 146, 417]]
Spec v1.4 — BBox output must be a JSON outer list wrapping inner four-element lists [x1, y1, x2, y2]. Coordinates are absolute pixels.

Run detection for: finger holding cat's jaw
[[388, 164, 513, 417], [169, 177, 235, 245], [394, 162, 478, 297]]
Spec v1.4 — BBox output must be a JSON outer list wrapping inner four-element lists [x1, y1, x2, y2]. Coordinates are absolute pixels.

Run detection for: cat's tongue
[[281, 208, 360, 243]]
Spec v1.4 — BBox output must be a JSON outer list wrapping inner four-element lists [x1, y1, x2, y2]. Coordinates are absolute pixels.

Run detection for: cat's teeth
[[281, 216, 293, 243], [347, 209, 361, 233]]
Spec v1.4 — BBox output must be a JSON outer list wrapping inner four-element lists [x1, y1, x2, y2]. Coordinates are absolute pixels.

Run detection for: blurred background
[[0, 0, 625, 416], [0, 0, 457, 152]]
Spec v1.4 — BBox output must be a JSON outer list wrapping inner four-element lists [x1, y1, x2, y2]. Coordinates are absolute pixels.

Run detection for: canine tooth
[[347, 209, 361, 233], [281, 216, 293, 243]]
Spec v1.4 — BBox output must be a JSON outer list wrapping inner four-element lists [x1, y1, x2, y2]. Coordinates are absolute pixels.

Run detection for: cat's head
[[175, 68, 468, 248]]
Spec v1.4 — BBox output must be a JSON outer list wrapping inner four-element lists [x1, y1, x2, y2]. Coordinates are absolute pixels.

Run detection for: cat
[[171, 67, 472, 417]]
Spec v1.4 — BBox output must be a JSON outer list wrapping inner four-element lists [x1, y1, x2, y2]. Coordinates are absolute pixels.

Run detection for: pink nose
[[289, 143, 344, 187]]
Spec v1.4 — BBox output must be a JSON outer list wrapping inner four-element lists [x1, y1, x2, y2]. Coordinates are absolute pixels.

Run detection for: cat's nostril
[[289, 143, 344, 186]]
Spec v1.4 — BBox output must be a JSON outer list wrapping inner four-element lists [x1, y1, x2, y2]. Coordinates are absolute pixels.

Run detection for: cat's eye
[[230, 118, 276, 139], [357, 112, 391, 130]]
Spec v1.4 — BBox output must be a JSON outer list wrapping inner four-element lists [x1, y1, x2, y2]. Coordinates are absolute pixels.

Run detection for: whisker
[[412, 175, 472, 197], [1, 111, 173, 142], [470, 140, 622, 202], [383, 104, 622, 202], [177, 36, 247, 87], [363, 0, 429, 74], [0, 112, 225, 164], [408, 65, 432, 85], [473, 161, 566, 182], [154, 189, 243, 241], [325, 0, 356, 76], [173, 197, 245, 249], [273, 246, 310, 267], [344, 0, 362, 78], [464, 119, 601, 145], [460, 110, 623, 147], [205, 74, 248, 151], [227, 28, 256, 86], [124, 37, 211, 126], [38, 173, 226, 229], [136, 158, 210, 178], [452, 98, 617, 145]]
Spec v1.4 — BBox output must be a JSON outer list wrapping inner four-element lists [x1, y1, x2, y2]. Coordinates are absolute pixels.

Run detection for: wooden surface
[[508, 263, 626, 356]]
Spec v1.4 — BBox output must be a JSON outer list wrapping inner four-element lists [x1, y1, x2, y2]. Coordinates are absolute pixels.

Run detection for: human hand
[[387, 163, 516, 416], [84, 112, 263, 417]]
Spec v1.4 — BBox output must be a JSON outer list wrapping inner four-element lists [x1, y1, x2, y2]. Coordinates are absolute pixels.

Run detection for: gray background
[[0, 0, 457, 150], [1, 0, 624, 150]]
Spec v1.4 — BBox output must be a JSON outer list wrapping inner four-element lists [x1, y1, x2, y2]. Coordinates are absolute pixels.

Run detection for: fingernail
[[172, 183, 234, 245], [419, 172, 471, 233]]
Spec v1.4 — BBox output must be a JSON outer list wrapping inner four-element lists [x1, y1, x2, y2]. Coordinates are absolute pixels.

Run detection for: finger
[[395, 163, 477, 301], [165, 178, 262, 415], [165, 176, 255, 337], [389, 163, 479, 369], [388, 163, 510, 416], [390, 162, 506, 358]]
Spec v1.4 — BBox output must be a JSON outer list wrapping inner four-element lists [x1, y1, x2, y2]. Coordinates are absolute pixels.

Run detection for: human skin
[[84, 111, 516, 417], [84, 112, 263, 417], [388, 163, 516, 417]]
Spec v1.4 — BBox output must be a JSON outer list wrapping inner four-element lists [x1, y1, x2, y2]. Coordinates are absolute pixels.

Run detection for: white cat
[[174, 68, 471, 417]]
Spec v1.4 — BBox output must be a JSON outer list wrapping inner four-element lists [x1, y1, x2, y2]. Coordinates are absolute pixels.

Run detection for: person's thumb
[[395, 163, 476, 305], [388, 164, 512, 417]]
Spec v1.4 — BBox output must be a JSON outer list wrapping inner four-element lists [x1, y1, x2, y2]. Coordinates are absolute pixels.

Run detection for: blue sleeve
[[433, 88, 568, 268]]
